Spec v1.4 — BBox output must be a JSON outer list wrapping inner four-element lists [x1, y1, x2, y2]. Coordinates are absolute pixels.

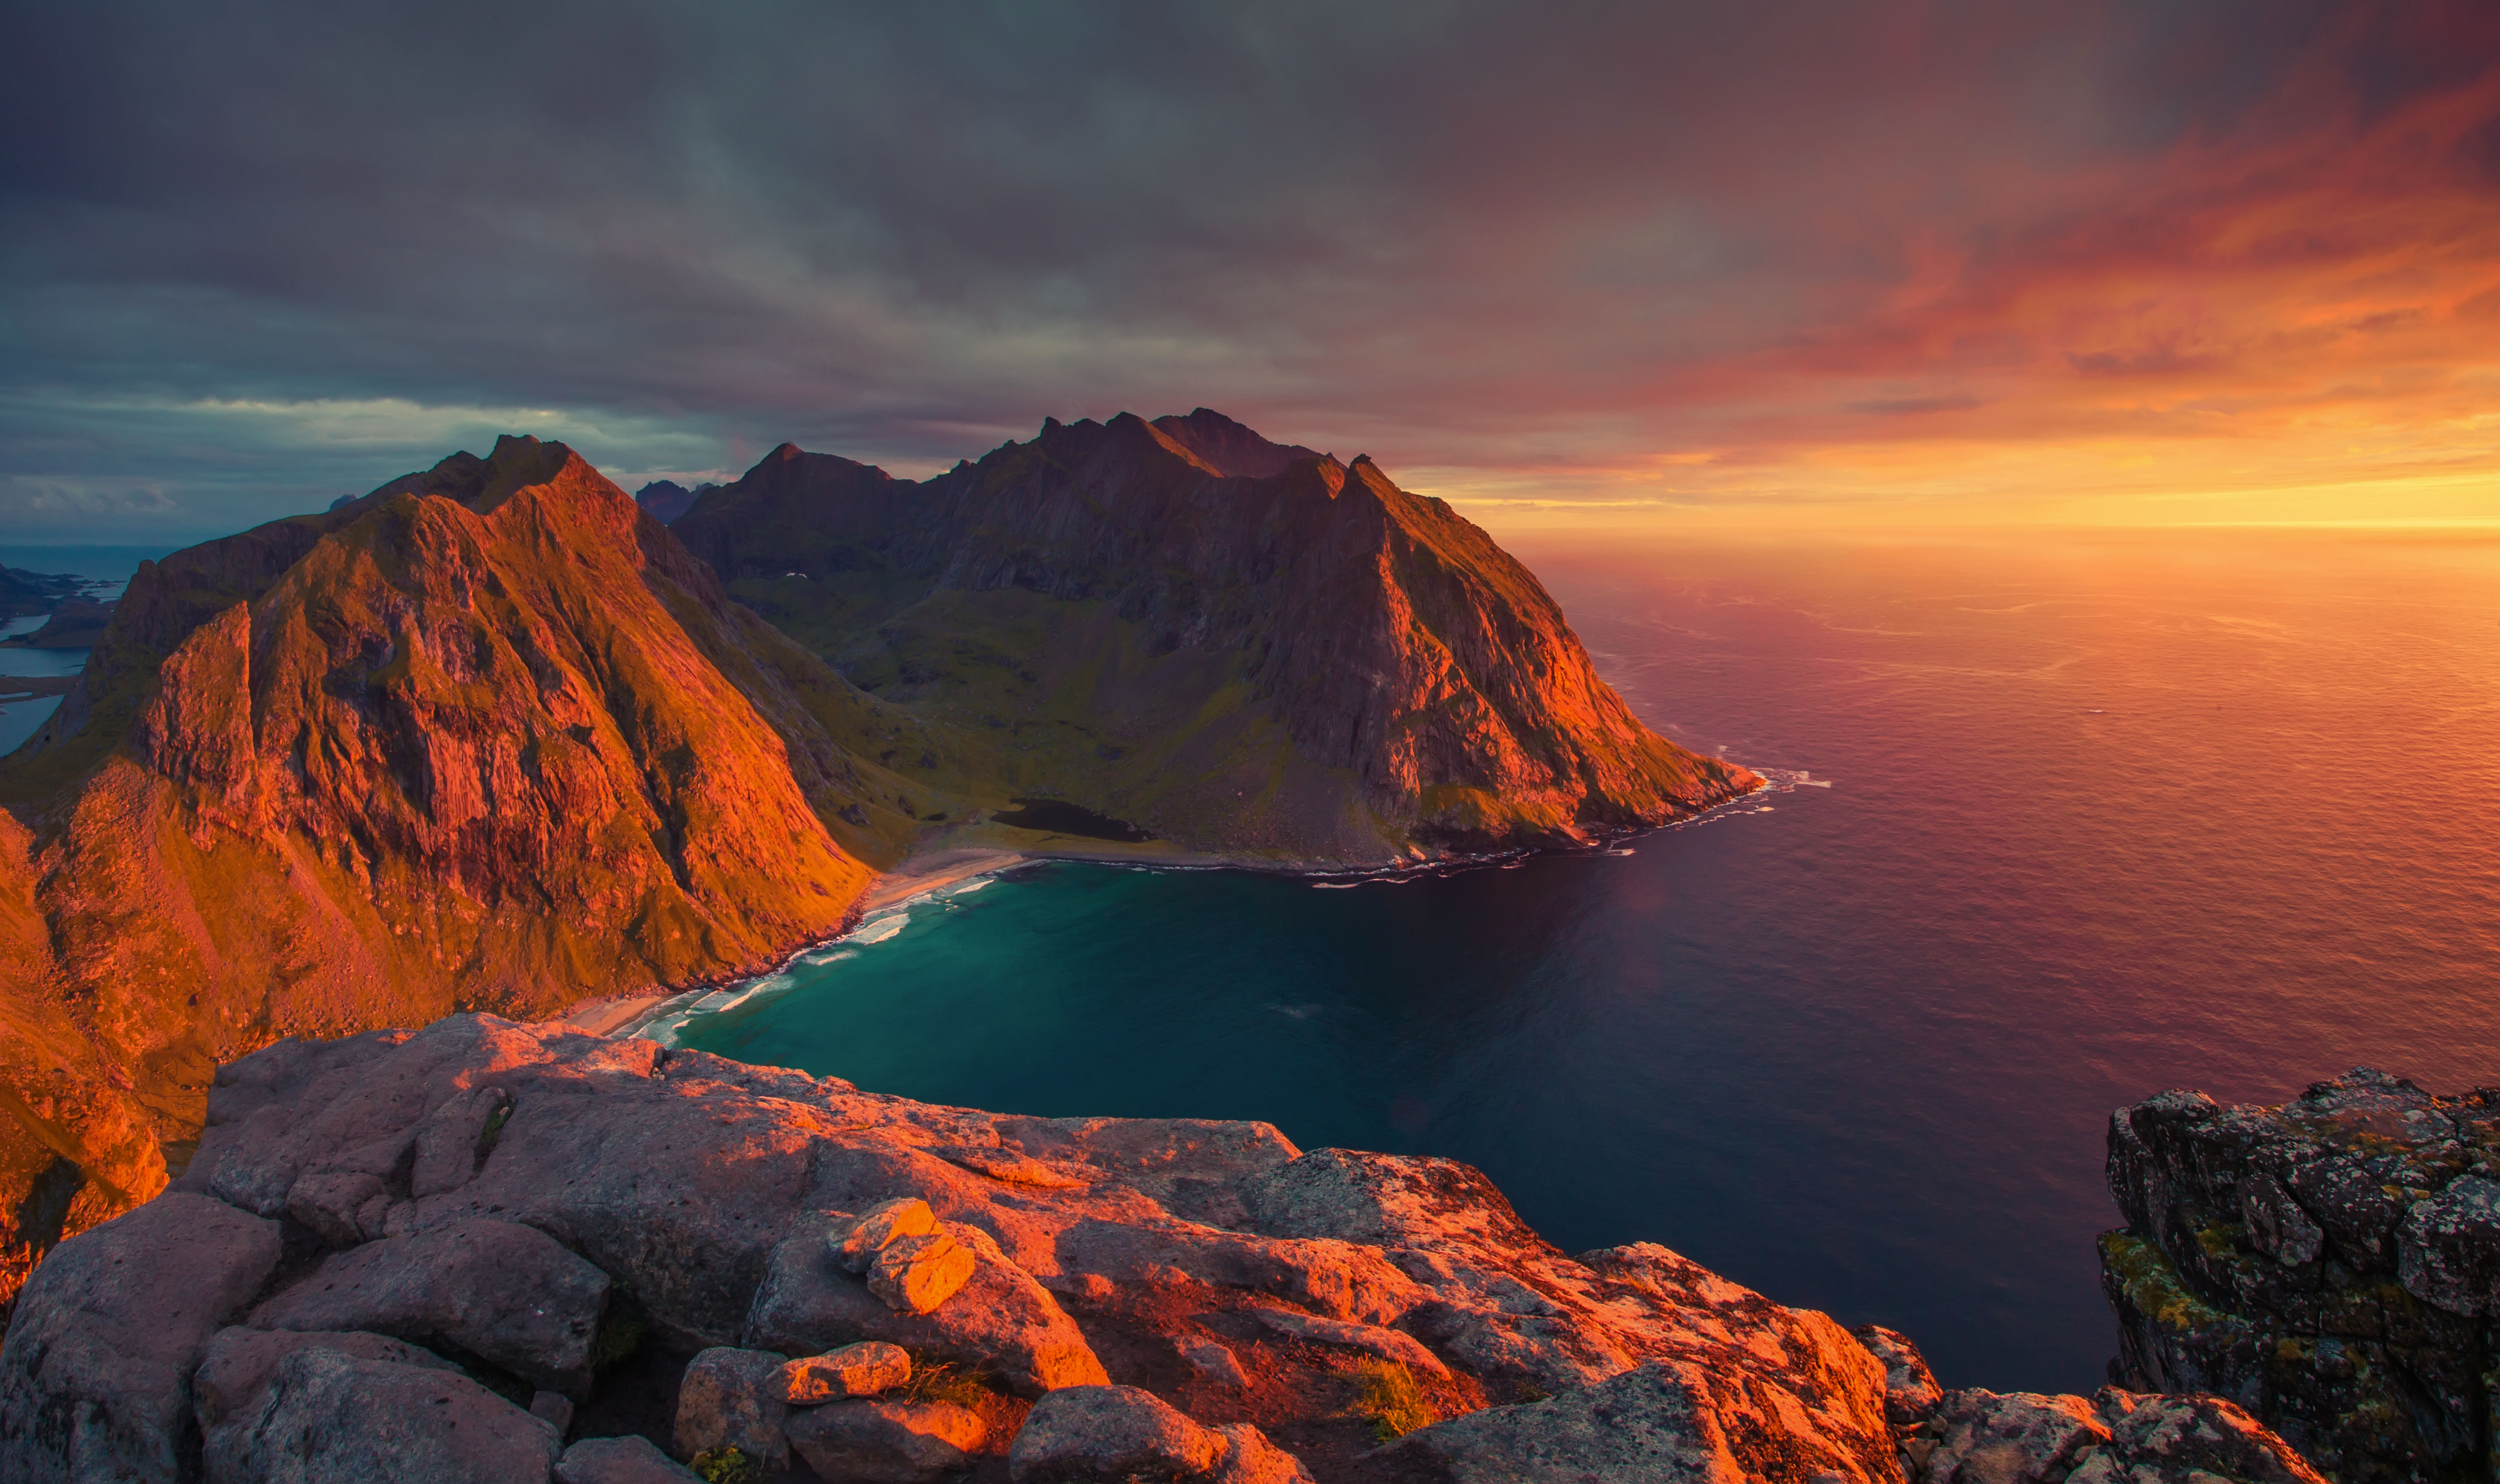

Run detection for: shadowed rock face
[[671, 409, 1757, 860], [0, 1015, 2331, 1484], [0, 436, 963, 1316], [632, 480, 705, 525], [2101, 1068, 2500, 1484]]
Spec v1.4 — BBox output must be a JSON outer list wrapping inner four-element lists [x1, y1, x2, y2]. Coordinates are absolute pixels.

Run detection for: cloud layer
[[4, 0, 2497, 540]]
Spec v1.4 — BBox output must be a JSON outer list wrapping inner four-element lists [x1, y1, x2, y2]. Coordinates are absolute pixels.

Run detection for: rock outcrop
[[0, 1013, 2332, 1484], [2102, 1068, 2500, 1484], [670, 409, 1757, 860]]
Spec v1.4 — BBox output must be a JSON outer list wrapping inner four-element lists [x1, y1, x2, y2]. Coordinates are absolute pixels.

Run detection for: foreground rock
[[1916, 1388, 2324, 1484], [2103, 1068, 2500, 1484], [0, 1014, 2327, 1483]]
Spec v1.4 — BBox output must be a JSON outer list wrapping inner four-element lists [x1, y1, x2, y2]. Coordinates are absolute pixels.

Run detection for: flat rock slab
[[194, 1326, 457, 1451], [0, 1191, 280, 1484], [211, 1347, 560, 1484], [787, 1396, 986, 1483], [249, 1215, 609, 1397]]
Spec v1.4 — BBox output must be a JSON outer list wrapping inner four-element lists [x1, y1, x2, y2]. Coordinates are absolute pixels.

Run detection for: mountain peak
[[1149, 408, 1323, 479]]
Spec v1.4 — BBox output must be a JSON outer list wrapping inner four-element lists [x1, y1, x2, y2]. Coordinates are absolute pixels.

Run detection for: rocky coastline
[[2103, 1068, 2500, 1484], [4, 1014, 2335, 1483]]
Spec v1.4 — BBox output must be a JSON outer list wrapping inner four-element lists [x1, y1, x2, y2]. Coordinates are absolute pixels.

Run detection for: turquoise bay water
[[670, 530, 2500, 1393]]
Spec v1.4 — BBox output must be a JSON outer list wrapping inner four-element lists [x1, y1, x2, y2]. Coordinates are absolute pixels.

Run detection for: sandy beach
[[856, 847, 1029, 912], [554, 848, 1031, 1038]]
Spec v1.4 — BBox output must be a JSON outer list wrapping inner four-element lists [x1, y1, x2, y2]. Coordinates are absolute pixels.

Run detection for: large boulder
[[555, 1433, 702, 1483], [1008, 1384, 1311, 1484], [1370, 1360, 1744, 1483], [1922, 1390, 2112, 1484], [192, 1326, 460, 1474], [2077, 1392, 2326, 1484], [206, 1346, 560, 1483], [778, 1341, 911, 1403], [0, 1017, 2338, 1484], [1916, 1389, 2325, 1484], [673, 1346, 789, 1470], [785, 1396, 987, 1483], [248, 1217, 610, 1398], [0, 1192, 280, 1484], [746, 1212, 1107, 1396]]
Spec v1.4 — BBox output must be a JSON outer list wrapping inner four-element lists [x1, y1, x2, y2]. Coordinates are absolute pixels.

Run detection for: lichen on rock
[[0, 1015, 2336, 1484], [2101, 1067, 2500, 1484]]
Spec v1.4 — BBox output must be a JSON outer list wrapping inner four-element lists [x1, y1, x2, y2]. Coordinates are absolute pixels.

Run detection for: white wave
[[1313, 881, 1362, 890], [945, 878, 993, 897], [848, 913, 909, 945], [1604, 847, 1636, 857]]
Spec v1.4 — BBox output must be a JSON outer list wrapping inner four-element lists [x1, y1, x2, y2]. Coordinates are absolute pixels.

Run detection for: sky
[[4, 0, 2498, 545]]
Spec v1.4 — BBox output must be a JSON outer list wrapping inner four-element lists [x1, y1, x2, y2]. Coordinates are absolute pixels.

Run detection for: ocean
[[0, 546, 166, 755], [665, 527, 2500, 1394]]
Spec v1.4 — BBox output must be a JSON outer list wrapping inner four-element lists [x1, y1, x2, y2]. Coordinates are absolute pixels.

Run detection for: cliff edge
[[2105, 1068, 2500, 1484], [0, 1014, 2322, 1484]]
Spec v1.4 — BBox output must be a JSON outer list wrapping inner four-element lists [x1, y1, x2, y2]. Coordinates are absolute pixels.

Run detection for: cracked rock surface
[[0, 1014, 2327, 1483]]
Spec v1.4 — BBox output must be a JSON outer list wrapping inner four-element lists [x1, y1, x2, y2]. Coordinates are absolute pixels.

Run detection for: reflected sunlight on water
[[679, 529, 2500, 1391]]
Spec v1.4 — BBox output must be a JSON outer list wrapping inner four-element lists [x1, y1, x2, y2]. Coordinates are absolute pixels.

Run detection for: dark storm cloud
[[3, 0, 2496, 540]]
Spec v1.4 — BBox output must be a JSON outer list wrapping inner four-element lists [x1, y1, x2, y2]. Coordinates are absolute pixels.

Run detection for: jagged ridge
[[671, 409, 1757, 859]]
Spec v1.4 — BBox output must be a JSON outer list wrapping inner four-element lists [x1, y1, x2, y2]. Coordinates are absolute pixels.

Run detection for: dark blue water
[[671, 530, 2500, 1393], [1, 545, 169, 754]]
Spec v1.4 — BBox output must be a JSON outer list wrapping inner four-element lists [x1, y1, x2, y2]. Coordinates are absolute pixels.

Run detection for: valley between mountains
[[0, 411, 1755, 1310]]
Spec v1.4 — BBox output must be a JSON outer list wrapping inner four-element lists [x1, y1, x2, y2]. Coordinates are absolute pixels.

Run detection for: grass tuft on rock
[[689, 1446, 760, 1484], [1347, 1358, 1436, 1441]]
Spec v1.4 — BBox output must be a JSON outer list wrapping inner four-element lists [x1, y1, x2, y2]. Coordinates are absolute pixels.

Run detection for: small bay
[[670, 529, 2500, 1393]]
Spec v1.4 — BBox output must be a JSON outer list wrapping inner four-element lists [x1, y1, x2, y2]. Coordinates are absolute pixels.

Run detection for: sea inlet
[[663, 528, 2500, 1394]]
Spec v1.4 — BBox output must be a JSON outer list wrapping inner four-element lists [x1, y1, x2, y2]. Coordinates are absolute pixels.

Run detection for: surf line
[[613, 865, 1021, 1043]]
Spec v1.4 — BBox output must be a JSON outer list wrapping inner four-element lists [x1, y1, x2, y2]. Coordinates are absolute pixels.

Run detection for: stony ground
[[2, 1014, 2331, 1483]]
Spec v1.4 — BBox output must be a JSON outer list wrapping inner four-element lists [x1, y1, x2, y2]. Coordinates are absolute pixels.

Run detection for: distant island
[[0, 413, 1754, 1307]]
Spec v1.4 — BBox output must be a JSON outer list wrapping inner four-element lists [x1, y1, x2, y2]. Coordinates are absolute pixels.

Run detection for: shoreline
[[566, 778, 1775, 1041]]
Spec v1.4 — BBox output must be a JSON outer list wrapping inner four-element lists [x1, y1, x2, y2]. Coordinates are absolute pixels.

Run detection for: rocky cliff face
[[0, 437, 963, 1319], [2104, 1069, 2500, 1484], [0, 1014, 2323, 1484], [671, 409, 1757, 860]]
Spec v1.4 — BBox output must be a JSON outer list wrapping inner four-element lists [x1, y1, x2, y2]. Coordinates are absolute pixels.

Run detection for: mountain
[[0, 436, 961, 1311], [671, 408, 1756, 860], [0, 414, 1754, 1318], [633, 478, 707, 524]]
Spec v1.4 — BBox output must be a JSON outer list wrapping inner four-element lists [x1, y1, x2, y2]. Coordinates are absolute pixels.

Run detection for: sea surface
[[0, 546, 166, 755], [352, 526, 2500, 1390]]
